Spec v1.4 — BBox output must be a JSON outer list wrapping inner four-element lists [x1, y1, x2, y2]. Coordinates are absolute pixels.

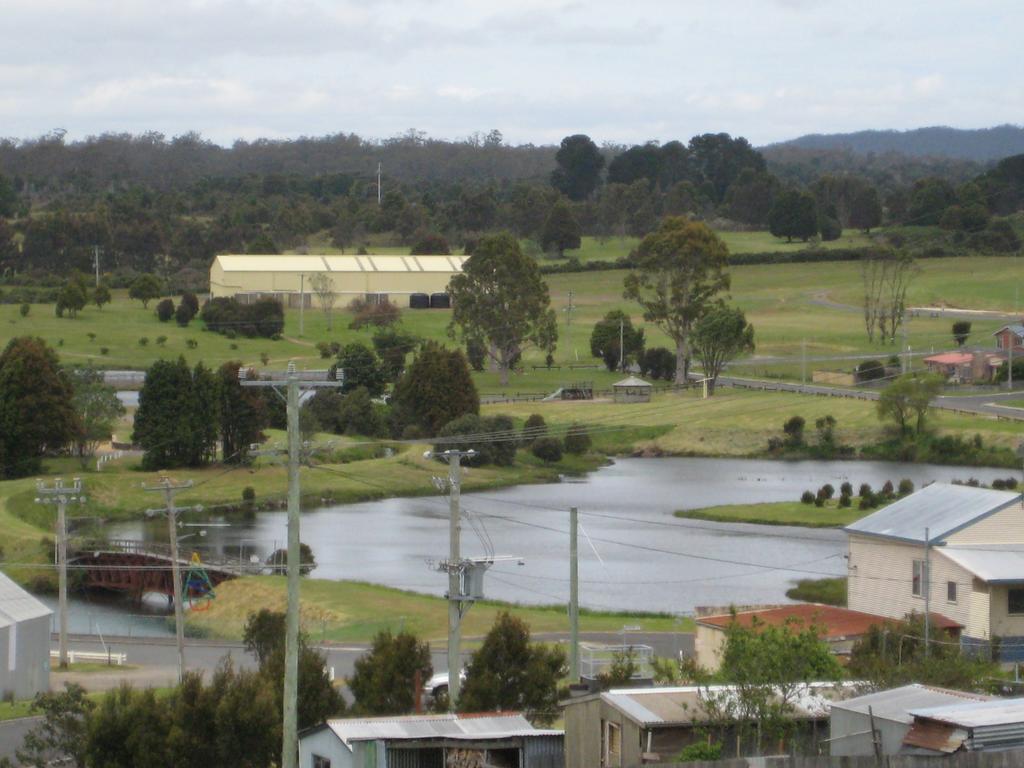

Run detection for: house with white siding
[[845, 483, 1024, 658]]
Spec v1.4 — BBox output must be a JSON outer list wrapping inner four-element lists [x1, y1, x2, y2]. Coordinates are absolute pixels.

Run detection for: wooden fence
[[648, 749, 1024, 768]]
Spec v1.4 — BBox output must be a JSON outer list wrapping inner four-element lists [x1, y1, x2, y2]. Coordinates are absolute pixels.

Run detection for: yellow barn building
[[208, 254, 467, 307]]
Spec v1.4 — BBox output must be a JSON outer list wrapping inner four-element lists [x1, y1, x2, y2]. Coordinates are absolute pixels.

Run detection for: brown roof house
[[694, 604, 961, 671]]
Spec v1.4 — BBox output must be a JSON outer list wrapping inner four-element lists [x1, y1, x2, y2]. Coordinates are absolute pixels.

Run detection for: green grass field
[[185, 577, 687, 643], [676, 500, 867, 528], [2, 254, 1019, 392]]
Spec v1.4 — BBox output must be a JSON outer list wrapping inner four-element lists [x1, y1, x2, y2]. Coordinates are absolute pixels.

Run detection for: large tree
[[217, 362, 266, 464], [349, 630, 433, 715], [848, 185, 883, 232], [391, 341, 479, 435], [69, 367, 126, 467], [691, 304, 755, 394], [768, 188, 818, 242], [458, 612, 565, 726], [876, 373, 944, 436], [448, 232, 557, 386], [623, 217, 731, 383], [133, 357, 219, 469], [0, 337, 79, 478], [128, 273, 163, 308], [589, 310, 645, 372], [336, 342, 387, 396], [540, 199, 582, 257], [860, 250, 917, 344], [551, 134, 605, 201], [308, 272, 337, 331]]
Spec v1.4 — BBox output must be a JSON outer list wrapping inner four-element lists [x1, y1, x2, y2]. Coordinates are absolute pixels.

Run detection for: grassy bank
[[785, 578, 847, 607], [184, 577, 689, 643], [676, 501, 865, 528]]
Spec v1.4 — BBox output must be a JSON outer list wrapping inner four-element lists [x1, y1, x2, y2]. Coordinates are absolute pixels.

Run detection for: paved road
[[0, 717, 40, 763]]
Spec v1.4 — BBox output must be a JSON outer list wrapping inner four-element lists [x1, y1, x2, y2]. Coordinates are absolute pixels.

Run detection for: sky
[[2, 0, 1021, 148]]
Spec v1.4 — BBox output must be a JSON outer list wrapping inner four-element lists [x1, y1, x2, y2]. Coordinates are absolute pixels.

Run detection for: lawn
[[1003, 400, 1024, 409], [184, 576, 687, 643], [482, 387, 1023, 458], [676, 500, 867, 528], [1, 255, 1020, 392]]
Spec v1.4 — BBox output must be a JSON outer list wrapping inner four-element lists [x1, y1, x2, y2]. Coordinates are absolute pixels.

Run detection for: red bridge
[[69, 539, 251, 605]]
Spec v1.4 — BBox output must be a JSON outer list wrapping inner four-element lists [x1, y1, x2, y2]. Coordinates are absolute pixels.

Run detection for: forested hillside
[[766, 125, 1024, 163]]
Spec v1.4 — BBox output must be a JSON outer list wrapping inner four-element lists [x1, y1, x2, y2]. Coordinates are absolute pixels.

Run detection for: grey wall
[[830, 708, 910, 757], [0, 614, 50, 701], [299, 729, 353, 768]]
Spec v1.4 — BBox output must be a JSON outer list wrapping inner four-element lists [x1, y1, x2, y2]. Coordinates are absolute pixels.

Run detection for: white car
[[425, 669, 466, 700]]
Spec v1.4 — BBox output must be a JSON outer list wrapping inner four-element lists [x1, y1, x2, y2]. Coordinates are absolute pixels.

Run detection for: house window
[[603, 721, 621, 768], [912, 560, 926, 597], [947, 581, 958, 603], [1008, 589, 1024, 616], [312, 757, 331, 768]]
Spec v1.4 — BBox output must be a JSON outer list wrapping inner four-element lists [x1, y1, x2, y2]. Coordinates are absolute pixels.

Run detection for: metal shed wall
[[0, 613, 51, 700]]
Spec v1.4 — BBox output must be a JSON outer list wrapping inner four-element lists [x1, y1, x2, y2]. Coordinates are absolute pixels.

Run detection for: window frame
[[912, 559, 925, 597], [947, 580, 957, 604], [312, 755, 331, 768], [1008, 588, 1024, 616]]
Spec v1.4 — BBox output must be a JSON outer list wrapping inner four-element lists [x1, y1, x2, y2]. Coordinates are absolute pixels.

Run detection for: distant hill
[[764, 125, 1024, 163]]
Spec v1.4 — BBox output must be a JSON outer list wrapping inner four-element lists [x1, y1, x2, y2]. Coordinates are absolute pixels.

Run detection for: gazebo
[[612, 375, 652, 403]]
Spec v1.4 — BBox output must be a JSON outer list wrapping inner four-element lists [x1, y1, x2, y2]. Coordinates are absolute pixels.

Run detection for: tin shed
[[0, 572, 52, 700], [612, 376, 652, 404]]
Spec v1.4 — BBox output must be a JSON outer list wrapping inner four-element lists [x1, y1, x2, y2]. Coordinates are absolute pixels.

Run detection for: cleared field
[[676, 500, 866, 528], [185, 577, 686, 643], [482, 388, 1023, 457]]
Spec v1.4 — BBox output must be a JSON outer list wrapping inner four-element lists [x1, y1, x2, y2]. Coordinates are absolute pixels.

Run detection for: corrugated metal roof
[[0, 572, 52, 628], [696, 604, 960, 639], [994, 324, 1024, 338], [323, 714, 557, 749], [214, 254, 466, 273], [903, 720, 967, 753], [844, 483, 1021, 544], [924, 353, 973, 365], [910, 697, 1024, 728], [600, 682, 858, 727], [832, 684, 994, 724], [940, 545, 1024, 583], [612, 376, 651, 388]]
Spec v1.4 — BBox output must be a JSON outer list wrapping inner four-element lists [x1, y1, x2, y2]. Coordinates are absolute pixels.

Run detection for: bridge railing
[[70, 538, 257, 573]]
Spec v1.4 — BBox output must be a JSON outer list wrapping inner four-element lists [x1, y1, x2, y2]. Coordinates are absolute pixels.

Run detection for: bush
[[858, 492, 877, 510], [820, 483, 835, 499], [563, 424, 592, 455], [201, 296, 284, 338], [881, 480, 895, 499], [175, 302, 194, 326], [856, 359, 886, 382], [840, 481, 853, 497], [522, 414, 547, 445], [348, 296, 400, 330], [838, 494, 852, 508], [100, 346, 109, 355], [138, 336, 149, 346], [19, 303, 29, 317], [186, 339, 198, 349], [783, 415, 805, 447], [180, 291, 200, 317], [814, 492, 826, 507], [800, 490, 815, 504], [531, 437, 563, 463], [435, 413, 516, 467], [242, 486, 255, 505], [639, 347, 676, 381], [677, 742, 722, 762], [858, 483, 873, 498], [155, 298, 175, 322], [316, 341, 332, 359], [156, 335, 167, 346]]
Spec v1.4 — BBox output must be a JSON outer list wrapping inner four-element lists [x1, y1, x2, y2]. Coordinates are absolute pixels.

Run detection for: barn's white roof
[[831, 684, 994, 725], [0, 572, 52, 629], [213, 254, 467, 274], [844, 483, 1021, 544], [939, 545, 1024, 583], [317, 713, 559, 750]]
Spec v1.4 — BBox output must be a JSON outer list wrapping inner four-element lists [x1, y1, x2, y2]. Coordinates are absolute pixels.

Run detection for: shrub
[[800, 490, 815, 505], [858, 492, 877, 510], [19, 303, 29, 317], [563, 424, 591, 455], [201, 296, 284, 338], [898, 478, 915, 496], [175, 302, 194, 326], [100, 346, 109, 355], [186, 339, 198, 349], [316, 341, 332, 359], [522, 414, 547, 445], [783, 415, 805, 447], [156, 335, 167, 347], [229, 343, 238, 350], [87, 332, 96, 341], [260, 352, 270, 365], [840, 482, 853, 497], [348, 296, 400, 330], [242, 486, 255, 506], [838, 494, 852, 508], [138, 336, 149, 346], [881, 480, 895, 498], [767, 436, 783, 452], [180, 291, 200, 317], [531, 437, 563, 463], [156, 297, 175, 322], [677, 742, 722, 762], [858, 483, 873, 498], [814, 493, 826, 508], [639, 347, 676, 381], [856, 359, 886, 382], [820, 483, 835, 499]]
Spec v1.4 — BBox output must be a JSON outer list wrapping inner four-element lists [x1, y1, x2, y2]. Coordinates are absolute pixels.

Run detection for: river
[[100, 457, 1017, 625]]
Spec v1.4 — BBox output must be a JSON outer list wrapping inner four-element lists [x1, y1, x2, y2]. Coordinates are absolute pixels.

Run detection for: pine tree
[[391, 341, 479, 435]]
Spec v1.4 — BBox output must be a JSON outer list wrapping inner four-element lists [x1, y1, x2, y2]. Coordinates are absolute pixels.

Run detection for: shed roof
[[994, 324, 1024, 338], [924, 353, 973, 366], [831, 684, 994, 725], [696, 604, 960, 639], [910, 697, 1024, 728], [598, 682, 857, 727], [940, 545, 1024, 583], [612, 376, 651, 388], [844, 483, 1021, 544], [213, 254, 466, 274], [318, 713, 559, 749], [0, 572, 52, 629]]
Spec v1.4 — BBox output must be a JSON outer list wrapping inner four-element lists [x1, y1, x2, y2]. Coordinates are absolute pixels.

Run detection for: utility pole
[[299, 274, 305, 337], [92, 246, 101, 288], [801, 339, 807, 385], [241, 362, 342, 768], [35, 478, 85, 669], [569, 506, 579, 684], [565, 289, 575, 362], [377, 162, 382, 206], [426, 448, 477, 710], [143, 477, 203, 684], [902, 313, 909, 374], [923, 527, 931, 658]]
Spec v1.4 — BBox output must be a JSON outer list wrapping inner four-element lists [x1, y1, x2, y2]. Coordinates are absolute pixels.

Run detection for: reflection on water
[[105, 457, 1017, 615]]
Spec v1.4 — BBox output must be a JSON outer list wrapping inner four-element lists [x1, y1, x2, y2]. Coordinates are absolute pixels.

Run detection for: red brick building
[[993, 323, 1024, 353]]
